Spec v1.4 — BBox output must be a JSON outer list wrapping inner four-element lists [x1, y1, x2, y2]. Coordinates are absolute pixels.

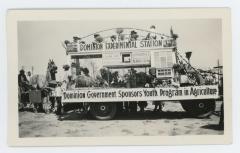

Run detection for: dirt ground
[[19, 101, 223, 137]]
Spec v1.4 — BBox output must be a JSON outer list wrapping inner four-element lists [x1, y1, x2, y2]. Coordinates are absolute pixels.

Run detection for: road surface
[[19, 101, 223, 137]]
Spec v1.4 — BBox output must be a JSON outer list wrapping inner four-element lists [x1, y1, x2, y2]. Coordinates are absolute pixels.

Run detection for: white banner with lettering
[[62, 85, 219, 103]]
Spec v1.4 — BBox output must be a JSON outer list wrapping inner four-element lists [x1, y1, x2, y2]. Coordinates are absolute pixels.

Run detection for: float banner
[[62, 85, 219, 103], [76, 39, 175, 52]]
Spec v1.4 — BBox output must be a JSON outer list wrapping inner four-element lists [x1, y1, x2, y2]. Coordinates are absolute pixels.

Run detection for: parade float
[[61, 26, 222, 120]]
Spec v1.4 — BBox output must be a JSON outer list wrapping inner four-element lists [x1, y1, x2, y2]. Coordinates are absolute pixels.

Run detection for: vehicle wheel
[[180, 99, 216, 118], [90, 102, 117, 120]]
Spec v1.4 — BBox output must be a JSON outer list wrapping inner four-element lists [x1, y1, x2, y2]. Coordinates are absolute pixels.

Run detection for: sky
[[18, 19, 222, 80]]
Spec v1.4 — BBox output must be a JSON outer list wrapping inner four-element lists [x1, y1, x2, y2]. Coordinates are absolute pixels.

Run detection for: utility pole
[[213, 59, 222, 85]]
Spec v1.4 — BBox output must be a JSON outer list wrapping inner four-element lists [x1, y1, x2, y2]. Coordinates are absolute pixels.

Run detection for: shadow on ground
[[59, 110, 215, 121], [201, 124, 224, 131]]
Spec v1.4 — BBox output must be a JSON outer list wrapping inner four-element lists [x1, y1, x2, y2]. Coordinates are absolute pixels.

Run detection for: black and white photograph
[[7, 9, 232, 146]]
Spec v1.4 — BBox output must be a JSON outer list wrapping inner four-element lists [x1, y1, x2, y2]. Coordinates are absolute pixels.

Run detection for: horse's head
[[48, 59, 58, 74], [46, 59, 58, 81]]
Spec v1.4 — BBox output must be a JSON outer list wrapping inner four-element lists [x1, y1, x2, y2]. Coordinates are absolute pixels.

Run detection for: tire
[[90, 102, 117, 120], [180, 99, 216, 118]]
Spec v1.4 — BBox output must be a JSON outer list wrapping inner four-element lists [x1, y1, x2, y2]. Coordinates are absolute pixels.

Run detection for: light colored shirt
[[55, 86, 63, 97], [62, 70, 71, 82], [26, 75, 31, 82], [61, 82, 67, 91]]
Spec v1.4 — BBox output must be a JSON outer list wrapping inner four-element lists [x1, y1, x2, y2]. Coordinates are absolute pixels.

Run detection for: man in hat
[[62, 64, 72, 89], [18, 69, 29, 92], [53, 82, 63, 115], [18, 69, 31, 106]]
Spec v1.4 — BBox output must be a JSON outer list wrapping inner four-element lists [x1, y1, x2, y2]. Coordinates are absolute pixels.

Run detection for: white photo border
[[7, 8, 232, 146]]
